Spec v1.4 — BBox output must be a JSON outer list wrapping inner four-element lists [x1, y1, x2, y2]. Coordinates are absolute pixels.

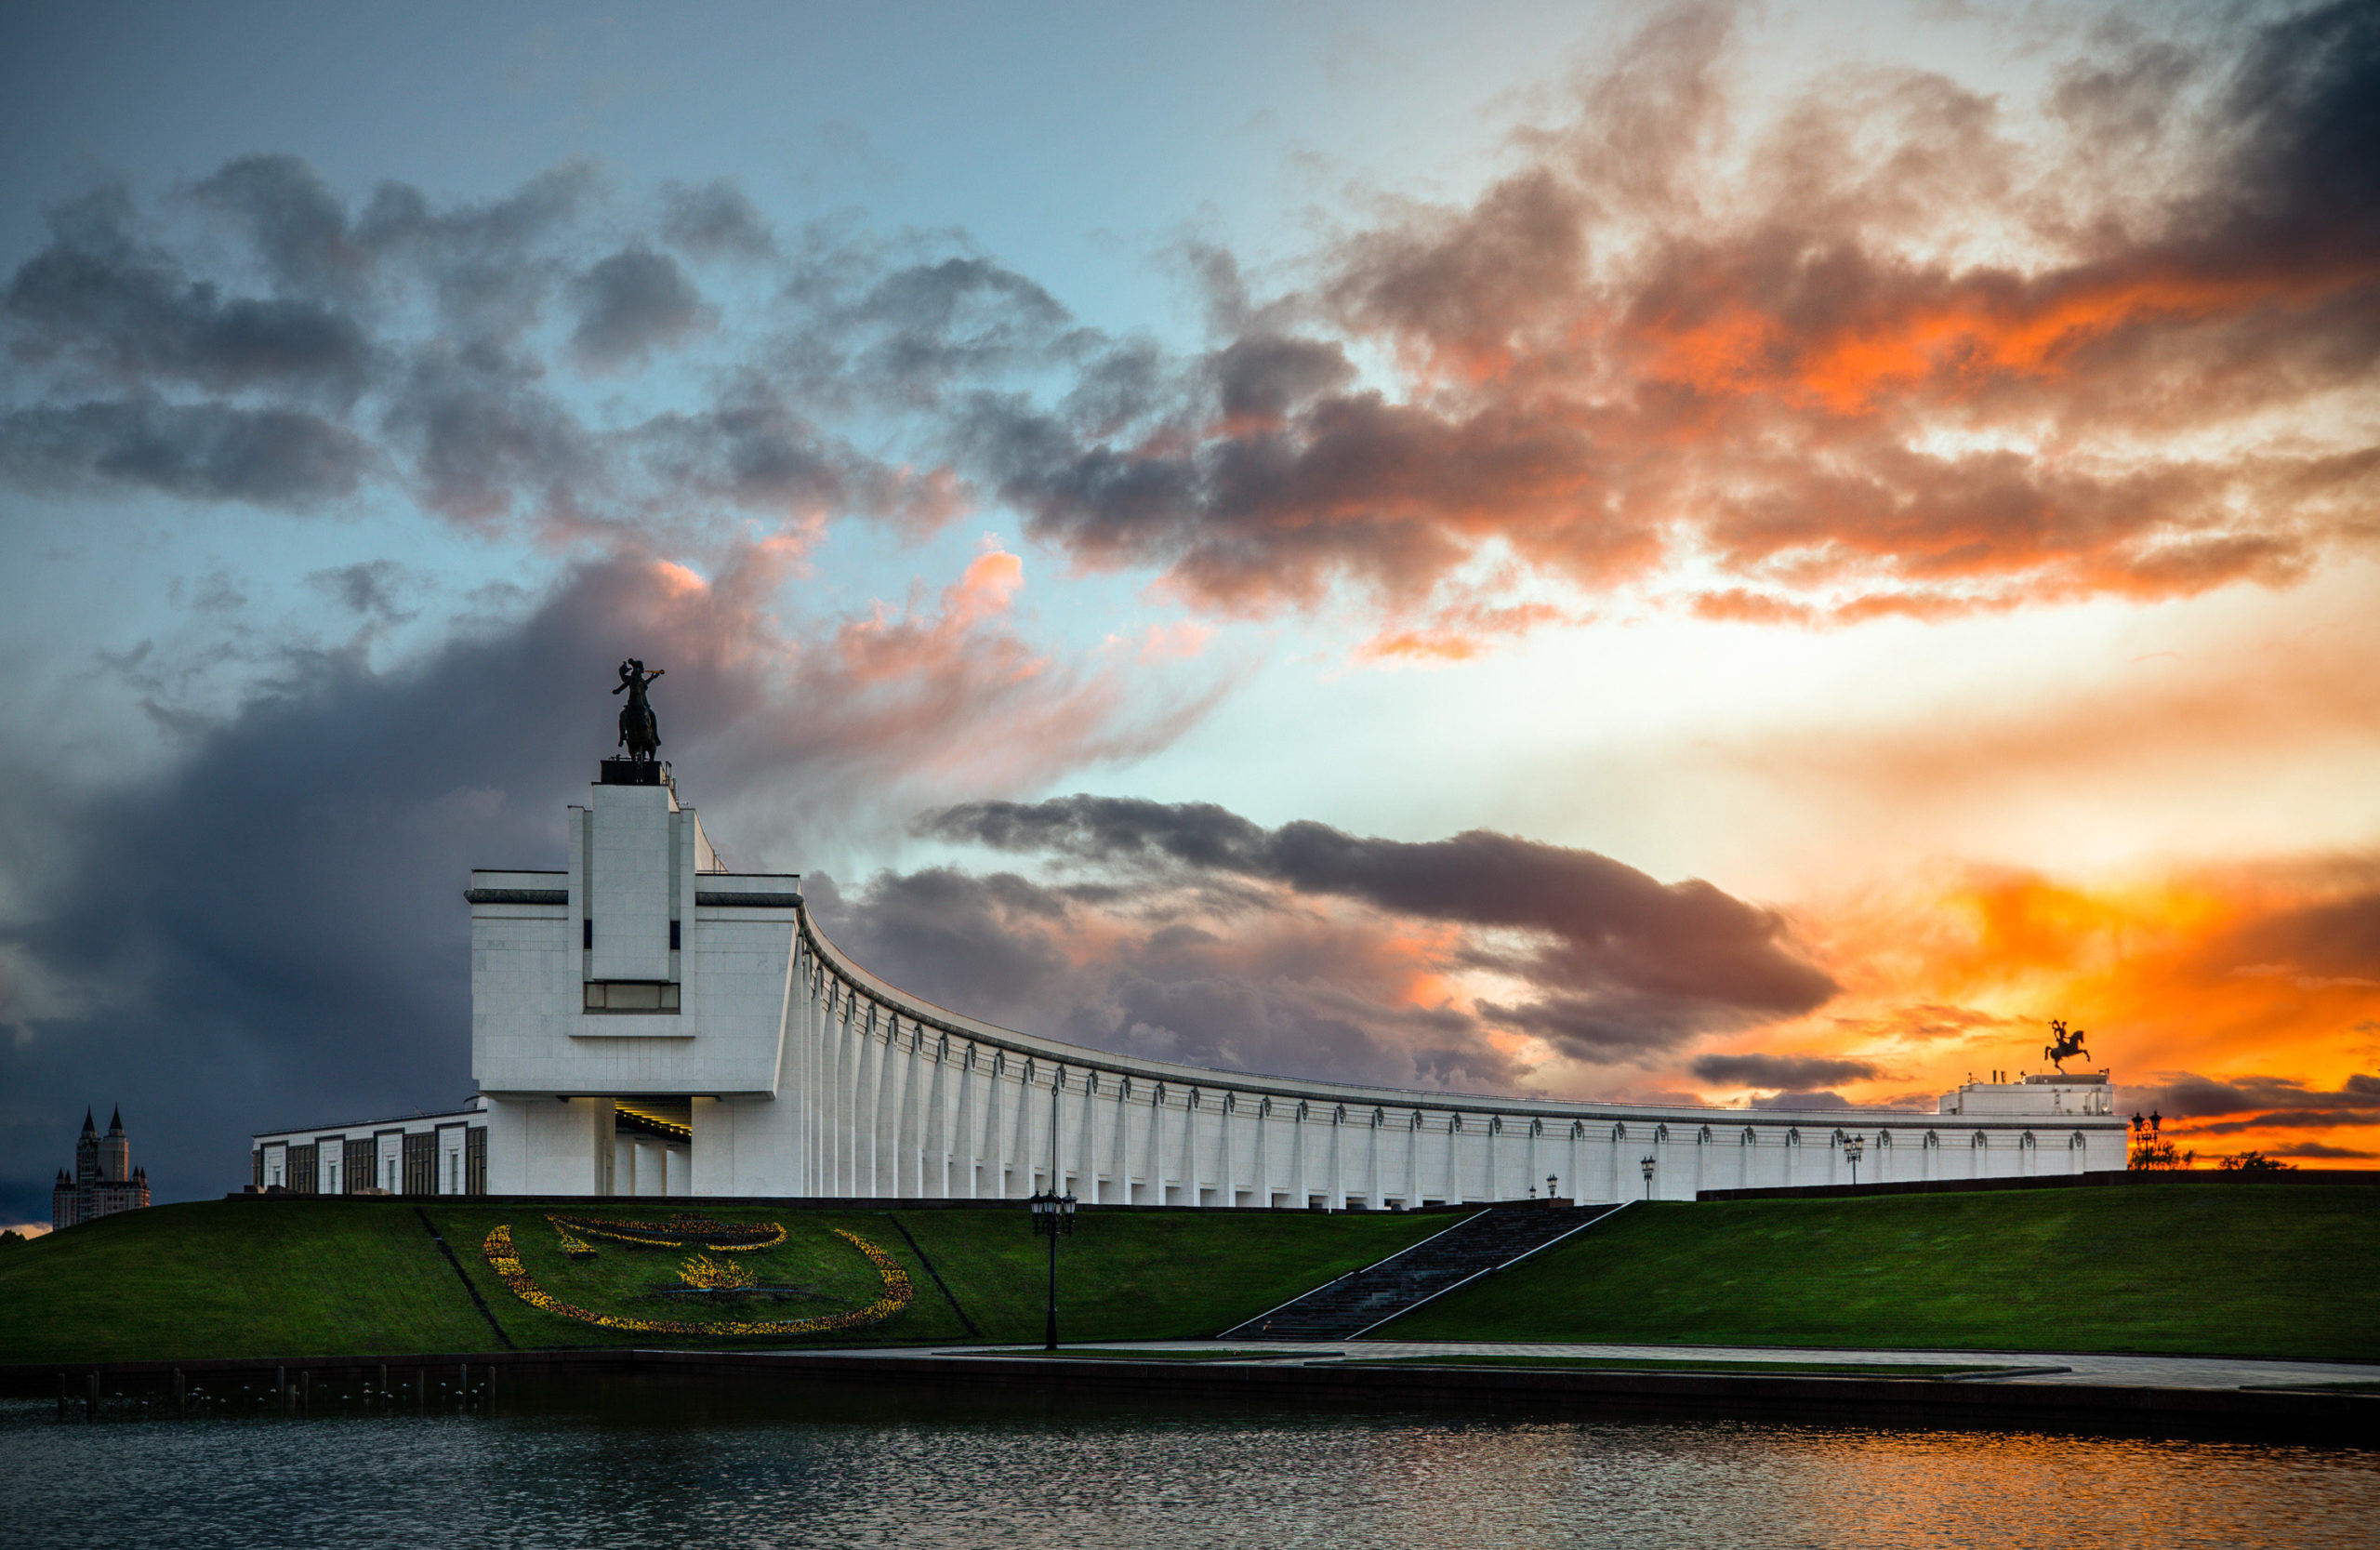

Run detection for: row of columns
[[782, 936, 2104, 1204]]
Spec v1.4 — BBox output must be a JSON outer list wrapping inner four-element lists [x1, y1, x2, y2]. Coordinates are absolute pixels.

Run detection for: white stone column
[[1011, 1059, 1037, 1196], [1444, 1114, 1461, 1205], [955, 1045, 981, 1199], [810, 976, 833, 1192], [1253, 1098, 1272, 1206], [1290, 1101, 1310, 1209], [822, 976, 845, 1194], [1108, 1078, 1133, 1203], [1216, 1093, 1236, 1207], [922, 1033, 950, 1199], [1077, 1072, 1100, 1199], [841, 993, 866, 1195], [1144, 1085, 1165, 1204], [633, 1135, 665, 1197], [792, 947, 814, 1195], [1181, 1090, 1201, 1206], [1329, 1106, 1346, 1210], [1367, 1110, 1382, 1209], [983, 1053, 1006, 1197], [871, 1012, 900, 1197], [893, 1020, 924, 1198], [852, 1005, 880, 1196]]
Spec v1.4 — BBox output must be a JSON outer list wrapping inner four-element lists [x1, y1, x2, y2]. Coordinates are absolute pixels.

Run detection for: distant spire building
[[52, 1106, 151, 1230]]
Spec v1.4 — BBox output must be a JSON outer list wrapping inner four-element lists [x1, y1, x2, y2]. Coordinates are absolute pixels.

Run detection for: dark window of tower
[[669, 920, 681, 950], [584, 919, 594, 948]]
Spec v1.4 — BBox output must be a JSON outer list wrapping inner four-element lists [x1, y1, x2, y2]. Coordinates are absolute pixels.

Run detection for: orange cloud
[[993, 5, 2379, 629], [1682, 858, 2380, 1162]]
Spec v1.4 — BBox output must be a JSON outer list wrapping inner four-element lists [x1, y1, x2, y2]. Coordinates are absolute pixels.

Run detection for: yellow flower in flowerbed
[[483, 1224, 911, 1336], [544, 1212, 787, 1252], [678, 1252, 756, 1291]]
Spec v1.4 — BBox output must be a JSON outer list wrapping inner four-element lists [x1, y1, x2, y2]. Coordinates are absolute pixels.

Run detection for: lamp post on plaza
[[1844, 1133, 1865, 1188], [1026, 1072, 1076, 1351], [1640, 1154, 1656, 1200]]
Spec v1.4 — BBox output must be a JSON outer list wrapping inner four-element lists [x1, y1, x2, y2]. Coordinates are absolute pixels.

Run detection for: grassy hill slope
[[1382, 1180, 2380, 1359], [0, 1199, 1452, 1364], [0, 1200, 489, 1363]]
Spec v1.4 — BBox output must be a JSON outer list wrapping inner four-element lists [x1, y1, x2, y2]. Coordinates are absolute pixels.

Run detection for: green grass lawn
[[893, 1206, 1454, 1345], [0, 1199, 489, 1364], [13, 1183, 2367, 1367], [1381, 1179, 2380, 1360], [0, 1200, 1454, 1363]]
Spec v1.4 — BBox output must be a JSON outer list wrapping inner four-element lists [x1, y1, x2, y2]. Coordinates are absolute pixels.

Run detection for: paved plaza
[[824, 1339, 2375, 1392]]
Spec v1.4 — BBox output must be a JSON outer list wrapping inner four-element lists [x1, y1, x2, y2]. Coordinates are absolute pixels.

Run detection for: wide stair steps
[[1220, 1203, 1627, 1341]]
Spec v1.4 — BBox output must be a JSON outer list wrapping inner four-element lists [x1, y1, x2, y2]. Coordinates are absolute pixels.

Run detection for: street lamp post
[[1639, 1154, 1656, 1200], [1026, 1073, 1076, 1350], [1844, 1133, 1865, 1188]]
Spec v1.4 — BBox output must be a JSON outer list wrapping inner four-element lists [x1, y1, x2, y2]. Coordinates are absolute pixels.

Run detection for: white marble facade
[[441, 766, 2129, 1202]]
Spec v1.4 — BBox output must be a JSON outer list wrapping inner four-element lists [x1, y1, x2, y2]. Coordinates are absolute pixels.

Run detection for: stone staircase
[[1220, 1202, 1628, 1341]]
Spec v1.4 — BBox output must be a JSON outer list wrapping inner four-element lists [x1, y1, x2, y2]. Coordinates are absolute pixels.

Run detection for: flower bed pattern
[[544, 1212, 787, 1252], [483, 1224, 912, 1336]]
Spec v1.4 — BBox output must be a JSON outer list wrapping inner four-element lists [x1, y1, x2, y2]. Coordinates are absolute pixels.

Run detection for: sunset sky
[[3, 0, 2374, 1224]]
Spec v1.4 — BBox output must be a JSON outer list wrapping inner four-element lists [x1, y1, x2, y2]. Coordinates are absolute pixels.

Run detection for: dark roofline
[[251, 1100, 486, 1141]]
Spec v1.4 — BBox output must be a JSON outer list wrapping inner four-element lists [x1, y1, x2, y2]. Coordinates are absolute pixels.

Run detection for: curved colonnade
[[790, 907, 2111, 1207]]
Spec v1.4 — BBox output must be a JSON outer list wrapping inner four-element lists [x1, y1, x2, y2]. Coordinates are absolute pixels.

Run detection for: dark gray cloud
[[6, 184, 373, 399], [1691, 1052, 1882, 1091], [2126, 1070, 2380, 1135], [1749, 1091, 1855, 1112], [920, 793, 1837, 1056], [2267, 1141, 2376, 1159], [569, 245, 712, 368], [190, 153, 364, 299], [810, 861, 1525, 1095], [0, 394, 373, 505], [378, 344, 602, 524], [660, 179, 775, 260], [0, 158, 976, 541], [306, 560, 419, 624]]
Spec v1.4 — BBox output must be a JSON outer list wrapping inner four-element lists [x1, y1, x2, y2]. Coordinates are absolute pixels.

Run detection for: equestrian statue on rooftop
[[2044, 1019, 2091, 1073], [614, 658, 665, 762]]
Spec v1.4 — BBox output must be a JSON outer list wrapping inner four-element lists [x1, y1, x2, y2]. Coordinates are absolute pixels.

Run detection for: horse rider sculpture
[[614, 659, 665, 762], [2043, 1019, 2090, 1073]]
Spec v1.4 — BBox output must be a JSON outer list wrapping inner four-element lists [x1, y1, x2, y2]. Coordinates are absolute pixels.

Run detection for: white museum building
[[253, 759, 2127, 1202]]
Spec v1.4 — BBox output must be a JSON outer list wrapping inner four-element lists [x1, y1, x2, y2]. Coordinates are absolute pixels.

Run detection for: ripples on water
[[5, 1376, 2376, 1548]]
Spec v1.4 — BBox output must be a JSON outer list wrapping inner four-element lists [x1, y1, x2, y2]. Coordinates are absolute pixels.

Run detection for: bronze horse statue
[[614, 659, 665, 762], [2043, 1019, 2090, 1073]]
